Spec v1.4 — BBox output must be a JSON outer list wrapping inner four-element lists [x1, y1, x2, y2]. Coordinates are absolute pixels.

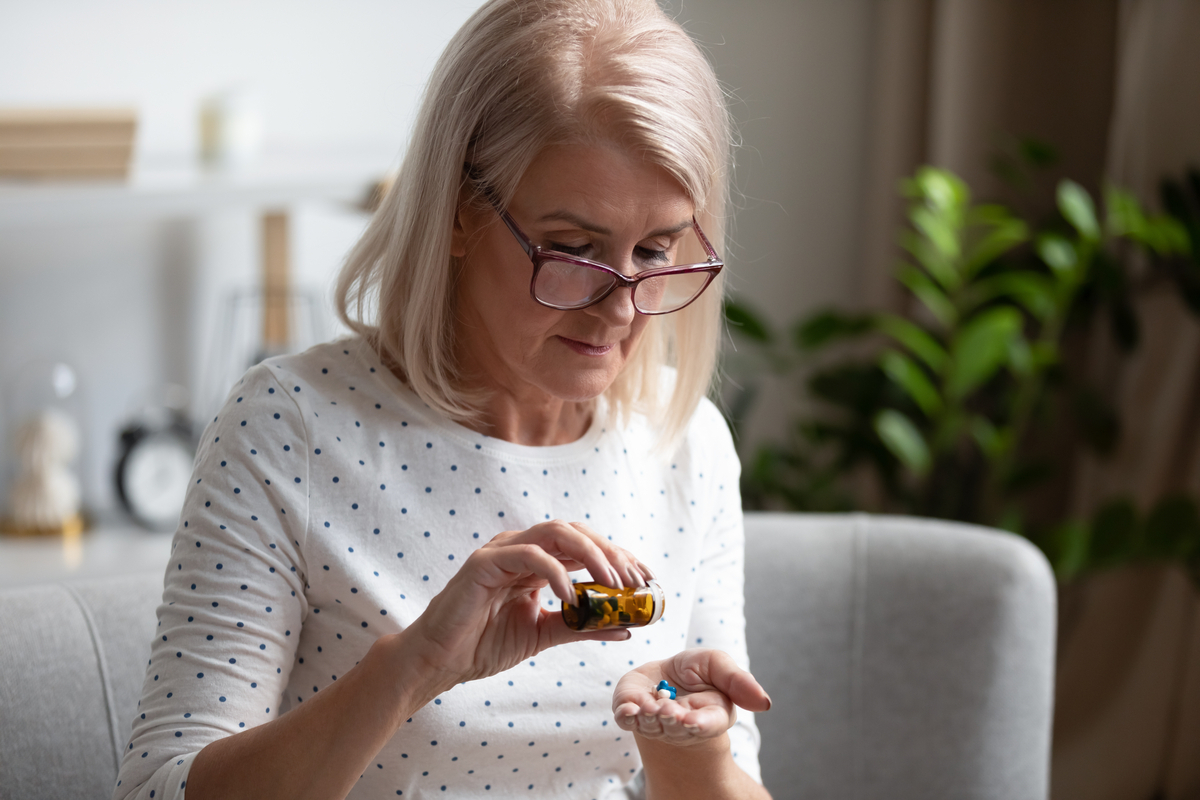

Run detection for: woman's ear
[[450, 191, 487, 258]]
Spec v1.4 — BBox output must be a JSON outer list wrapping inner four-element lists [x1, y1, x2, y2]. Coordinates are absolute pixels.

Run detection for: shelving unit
[[0, 152, 386, 569], [0, 150, 388, 227]]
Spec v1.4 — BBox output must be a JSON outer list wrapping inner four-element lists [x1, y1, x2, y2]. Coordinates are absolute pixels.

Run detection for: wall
[[0, 0, 487, 515], [666, 0, 877, 449], [0, 0, 877, 517]]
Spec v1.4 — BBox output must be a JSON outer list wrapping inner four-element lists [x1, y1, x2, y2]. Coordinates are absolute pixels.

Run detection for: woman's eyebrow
[[536, 211, 692, 238]]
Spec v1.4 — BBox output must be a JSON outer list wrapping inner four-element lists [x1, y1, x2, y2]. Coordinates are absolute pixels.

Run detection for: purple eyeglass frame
[[495, 208, 724, 315]]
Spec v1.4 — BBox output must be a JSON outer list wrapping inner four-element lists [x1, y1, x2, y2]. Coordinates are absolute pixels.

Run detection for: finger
[[614, 701, 641, 722], [678, 703, 736, 733], [536, 606, 631, 651], [675, 650, 771, 713], [636, 711, 664, 736], [481, 544, 577, 607], [658, 712, 700, 742], [510, 521, 624, 590], [611, 664, 663, 711], [567, 521, 646, 589]]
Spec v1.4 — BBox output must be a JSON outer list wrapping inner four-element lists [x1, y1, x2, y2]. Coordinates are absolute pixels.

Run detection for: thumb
[[537, 607, 632, 651], [681, 649, 772, 713]]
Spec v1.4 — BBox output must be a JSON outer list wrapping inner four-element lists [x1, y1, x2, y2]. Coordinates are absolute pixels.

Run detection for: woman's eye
[[548, 242, 591, 257], [636, 246, 670, 265]]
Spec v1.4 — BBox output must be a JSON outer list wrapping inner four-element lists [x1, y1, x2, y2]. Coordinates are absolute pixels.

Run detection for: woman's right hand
[[402, 520, 651, 695]]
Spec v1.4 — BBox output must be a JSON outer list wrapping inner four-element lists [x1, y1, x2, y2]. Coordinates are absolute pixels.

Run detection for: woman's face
[[452, 142, 696, 405]]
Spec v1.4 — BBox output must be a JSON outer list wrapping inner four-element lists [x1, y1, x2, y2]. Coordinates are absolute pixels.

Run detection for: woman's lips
[[557, 336, 615, 356]]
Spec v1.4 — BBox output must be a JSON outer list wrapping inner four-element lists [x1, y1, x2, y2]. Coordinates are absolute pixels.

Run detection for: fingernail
[[765, 694, 773, 711]]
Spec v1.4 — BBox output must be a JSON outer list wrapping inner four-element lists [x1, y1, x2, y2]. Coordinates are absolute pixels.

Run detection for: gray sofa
[[0, 512, 1056, 799]]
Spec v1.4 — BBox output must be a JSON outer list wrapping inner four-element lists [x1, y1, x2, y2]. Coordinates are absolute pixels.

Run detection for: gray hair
[[335, 0, 732, 449]]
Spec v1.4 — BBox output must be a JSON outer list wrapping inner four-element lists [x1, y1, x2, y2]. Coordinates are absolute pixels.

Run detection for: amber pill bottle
[[561, 580, 666, 631]]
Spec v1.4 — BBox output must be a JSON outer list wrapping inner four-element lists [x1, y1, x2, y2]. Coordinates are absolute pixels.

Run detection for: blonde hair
[[335, 0, 731, 449]]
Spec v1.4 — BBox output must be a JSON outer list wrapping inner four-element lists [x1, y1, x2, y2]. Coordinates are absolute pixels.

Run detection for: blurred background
[[1, 1, 1198, 798]]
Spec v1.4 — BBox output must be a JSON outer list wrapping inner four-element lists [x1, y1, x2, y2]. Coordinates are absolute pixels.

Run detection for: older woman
[[114, 1, 770, 799]]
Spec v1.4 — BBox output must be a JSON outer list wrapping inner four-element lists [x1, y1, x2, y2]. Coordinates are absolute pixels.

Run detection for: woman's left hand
[[611, 650, 771, 745]]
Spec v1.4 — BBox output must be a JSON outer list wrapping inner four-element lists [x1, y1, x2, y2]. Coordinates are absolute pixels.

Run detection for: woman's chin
[[541, 365, 621, 403]]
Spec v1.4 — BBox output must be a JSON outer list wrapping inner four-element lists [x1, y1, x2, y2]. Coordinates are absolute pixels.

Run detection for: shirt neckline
[[346, 337, 609, 465]]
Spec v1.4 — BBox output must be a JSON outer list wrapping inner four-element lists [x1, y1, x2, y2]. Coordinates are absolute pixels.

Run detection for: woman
[[114, 1, 771, 798]]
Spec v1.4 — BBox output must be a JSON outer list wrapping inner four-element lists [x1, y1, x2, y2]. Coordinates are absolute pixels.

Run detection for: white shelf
[[0, 525, 174, 589], [0, 149, 390, 227]]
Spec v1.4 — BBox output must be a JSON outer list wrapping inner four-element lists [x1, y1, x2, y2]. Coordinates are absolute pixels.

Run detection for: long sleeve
[[682, 400, 761, 784], [113, 364, 312, 800]]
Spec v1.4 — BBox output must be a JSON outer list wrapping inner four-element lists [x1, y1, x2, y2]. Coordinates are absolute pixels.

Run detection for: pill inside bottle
[[561, 580, 665, 630]]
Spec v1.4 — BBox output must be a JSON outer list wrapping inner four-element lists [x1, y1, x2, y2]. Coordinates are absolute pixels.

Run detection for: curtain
[[855, 1, 1200, 798]]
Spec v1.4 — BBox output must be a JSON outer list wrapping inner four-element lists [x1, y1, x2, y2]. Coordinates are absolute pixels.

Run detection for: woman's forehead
[[512, 143, 694, 230]]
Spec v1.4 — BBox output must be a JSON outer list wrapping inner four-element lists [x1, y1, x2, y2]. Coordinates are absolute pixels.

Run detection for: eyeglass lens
[[534, 260, 711, 313]]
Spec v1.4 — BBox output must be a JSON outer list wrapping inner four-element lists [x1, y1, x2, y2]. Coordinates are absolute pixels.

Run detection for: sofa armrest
[[744, 512, 1056, 800]]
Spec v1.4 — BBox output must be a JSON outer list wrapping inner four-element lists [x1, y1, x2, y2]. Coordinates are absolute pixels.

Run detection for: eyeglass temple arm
[[464, 162, 537, 260], [496, 210, 537, 259], [691, 216, 721, 263]]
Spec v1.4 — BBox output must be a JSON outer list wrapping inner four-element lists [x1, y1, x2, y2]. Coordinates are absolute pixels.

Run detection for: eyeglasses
[[495, 208, 724, 315]]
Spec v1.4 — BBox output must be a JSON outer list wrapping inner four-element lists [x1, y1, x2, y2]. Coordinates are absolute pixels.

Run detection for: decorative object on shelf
[[114, 387, 196, 532], [0, 108, 136, 180], [7, 410, 83, 536], [2, 361, 87, 537], [198, 88, 262, 170]]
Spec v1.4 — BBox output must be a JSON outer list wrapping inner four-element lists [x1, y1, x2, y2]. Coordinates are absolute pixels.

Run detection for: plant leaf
[[963, 217, 1029, 275], [905, 167, 970, 213], [875, 314, 948, 372], [897, 265, 957, 328], [793, 309, 873, 350], [901, 229, 960, 292], [874, 409, 931, 476], [1007, 336, 1033, 377], [970, 415, 1011, 459], [1104, 184, 1146, 239], [944, 306, 1023, 400], [724, 299, 773, 343], [911, 206, 962, 266], [880, 351, 943, 417], [1137, 216, 1192, 256], [1051, 520, 1090, 580], [965, 272, 1057, 321], [1036, 233, 1079, 278], [1030, 341, 1058, 369], [1059, 180, 1100, 242]]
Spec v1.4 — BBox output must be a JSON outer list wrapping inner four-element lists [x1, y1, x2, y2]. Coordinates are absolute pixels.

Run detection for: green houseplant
[[725, 165, 1199, 580]]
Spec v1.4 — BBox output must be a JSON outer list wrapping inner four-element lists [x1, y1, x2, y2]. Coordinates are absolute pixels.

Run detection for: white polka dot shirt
[[113, 337, 759, 800]]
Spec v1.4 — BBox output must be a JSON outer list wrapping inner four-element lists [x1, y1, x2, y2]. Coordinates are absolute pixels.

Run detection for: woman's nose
[[587, 283, 637, 326]]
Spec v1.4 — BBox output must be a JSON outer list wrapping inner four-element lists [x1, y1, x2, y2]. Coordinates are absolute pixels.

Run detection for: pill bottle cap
[[646, 579, 665, 625]]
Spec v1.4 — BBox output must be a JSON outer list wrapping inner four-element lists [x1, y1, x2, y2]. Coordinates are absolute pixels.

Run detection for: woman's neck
[[377, 339, 594, 447]]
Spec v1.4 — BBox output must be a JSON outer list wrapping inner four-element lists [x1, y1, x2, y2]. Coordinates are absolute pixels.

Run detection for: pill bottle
[[561, 580, 665, 630]]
